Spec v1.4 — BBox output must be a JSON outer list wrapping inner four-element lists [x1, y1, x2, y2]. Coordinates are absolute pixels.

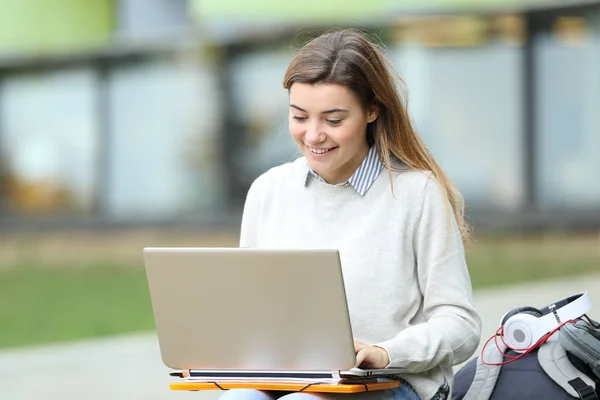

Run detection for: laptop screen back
[[143, 248, 356, 372]]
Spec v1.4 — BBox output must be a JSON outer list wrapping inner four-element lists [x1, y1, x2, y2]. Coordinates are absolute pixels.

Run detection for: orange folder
[[170, 379, 401, 393]]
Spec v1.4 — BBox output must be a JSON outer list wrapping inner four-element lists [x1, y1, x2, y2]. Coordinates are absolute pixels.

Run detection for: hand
[[353, 339, 390, 369]]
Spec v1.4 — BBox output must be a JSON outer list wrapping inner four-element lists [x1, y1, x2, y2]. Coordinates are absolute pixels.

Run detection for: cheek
[[289, 122, 303, 142], [334, 123, 365, 145]]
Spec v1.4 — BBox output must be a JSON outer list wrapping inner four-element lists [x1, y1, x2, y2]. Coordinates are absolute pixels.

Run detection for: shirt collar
[[302, 146, 384, 196]]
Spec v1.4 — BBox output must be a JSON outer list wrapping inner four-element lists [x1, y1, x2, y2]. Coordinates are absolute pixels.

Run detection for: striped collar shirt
[[302, 146, 384, 196]]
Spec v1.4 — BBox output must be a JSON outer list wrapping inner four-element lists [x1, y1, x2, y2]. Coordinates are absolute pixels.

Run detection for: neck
[[319, 144, 370, 184]]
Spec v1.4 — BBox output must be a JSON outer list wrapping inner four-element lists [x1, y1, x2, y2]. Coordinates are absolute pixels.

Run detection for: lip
[[306, 145, 338, 157]]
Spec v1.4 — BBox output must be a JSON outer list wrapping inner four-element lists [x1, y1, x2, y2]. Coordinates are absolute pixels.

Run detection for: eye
[[326, 119, 343, 126], [292, 115, 307, 122]]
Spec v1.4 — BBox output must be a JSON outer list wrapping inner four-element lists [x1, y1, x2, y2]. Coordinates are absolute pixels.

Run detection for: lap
[[218, 383, 420, 400], [219, 389, 279, 400], [278, 386, 418, 400]]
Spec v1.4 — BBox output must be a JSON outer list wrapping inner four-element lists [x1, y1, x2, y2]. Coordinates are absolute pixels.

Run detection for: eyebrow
[[289, 104, 349, 114]]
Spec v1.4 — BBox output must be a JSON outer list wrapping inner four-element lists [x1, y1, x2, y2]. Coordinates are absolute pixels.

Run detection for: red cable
[[480, 319, 576, 366]]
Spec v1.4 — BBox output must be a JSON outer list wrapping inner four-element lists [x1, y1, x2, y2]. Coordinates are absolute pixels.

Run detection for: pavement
[[1, 273, 599, 400]]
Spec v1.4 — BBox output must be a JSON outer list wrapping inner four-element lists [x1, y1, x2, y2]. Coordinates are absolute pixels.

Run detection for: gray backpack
[[453, 319, 600, 400]]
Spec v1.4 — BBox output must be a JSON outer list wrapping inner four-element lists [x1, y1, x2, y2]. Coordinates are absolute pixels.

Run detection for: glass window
[[0, 68, 99, 216], [105, 55, 223, 219], [534, 12, 600, 208], [227, 49, 297, 191], [390, 43, 525, 211]]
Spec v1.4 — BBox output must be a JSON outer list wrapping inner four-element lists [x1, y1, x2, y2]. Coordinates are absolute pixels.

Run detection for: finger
[[355, 349, 367, 368], [358, 347, 388, 370], [354, 339, 367, 352]]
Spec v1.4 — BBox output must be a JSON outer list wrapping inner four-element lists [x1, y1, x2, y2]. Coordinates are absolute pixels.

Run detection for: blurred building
[[0, 0, 599, 231]]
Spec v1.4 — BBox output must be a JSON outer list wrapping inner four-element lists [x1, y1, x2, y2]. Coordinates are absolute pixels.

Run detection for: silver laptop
[[143, 247, 405, 380]]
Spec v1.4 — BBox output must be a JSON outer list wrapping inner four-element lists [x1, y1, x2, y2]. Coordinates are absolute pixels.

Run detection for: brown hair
[[283, 29, 469, 242]]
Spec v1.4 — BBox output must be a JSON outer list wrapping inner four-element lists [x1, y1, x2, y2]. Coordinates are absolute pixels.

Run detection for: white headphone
[[500, 291, 592, 352]]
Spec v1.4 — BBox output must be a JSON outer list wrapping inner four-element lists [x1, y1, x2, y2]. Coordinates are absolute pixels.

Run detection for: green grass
[[466, 233, 600, 288], [0, 233, 598, 349], [0, 262, 154, 349]]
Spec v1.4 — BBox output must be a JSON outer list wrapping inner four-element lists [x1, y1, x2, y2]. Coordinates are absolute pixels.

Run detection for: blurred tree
[[0, 156, 75, 216]]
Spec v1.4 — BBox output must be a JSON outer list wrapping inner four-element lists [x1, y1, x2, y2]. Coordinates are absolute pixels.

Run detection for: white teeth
[[309, 147, 331, 154]]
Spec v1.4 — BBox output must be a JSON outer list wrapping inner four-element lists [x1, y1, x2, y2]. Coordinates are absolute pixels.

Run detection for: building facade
[[0, 0, 599, 230]]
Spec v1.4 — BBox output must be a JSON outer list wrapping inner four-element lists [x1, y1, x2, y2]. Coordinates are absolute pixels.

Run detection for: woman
[[224, 29, 481, 400]]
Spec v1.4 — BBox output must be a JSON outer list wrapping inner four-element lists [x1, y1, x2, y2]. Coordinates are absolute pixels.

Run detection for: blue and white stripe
[[303, 146, 384, 196]]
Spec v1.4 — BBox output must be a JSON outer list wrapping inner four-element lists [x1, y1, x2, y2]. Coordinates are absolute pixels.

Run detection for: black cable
[[298, 381, 369, 392], [207, 380, 372, 393], [298, 382, 334, 392], [583, 314, 599, 328], [298, 382, 319, 392], [209, 381, 229, 391]]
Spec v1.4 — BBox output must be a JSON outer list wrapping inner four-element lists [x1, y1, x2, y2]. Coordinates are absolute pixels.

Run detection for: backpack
[[453, 319, 600, 400]]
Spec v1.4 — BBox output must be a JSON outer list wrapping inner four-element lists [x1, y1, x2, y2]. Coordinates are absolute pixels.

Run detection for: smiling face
[[289, 82, 378, 184]]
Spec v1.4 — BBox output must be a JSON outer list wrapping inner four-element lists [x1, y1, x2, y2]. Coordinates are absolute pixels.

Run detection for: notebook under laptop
[[142, 247, 405, 380]]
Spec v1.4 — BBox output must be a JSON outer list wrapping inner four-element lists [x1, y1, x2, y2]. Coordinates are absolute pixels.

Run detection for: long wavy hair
[[283, 29, 469, 242]]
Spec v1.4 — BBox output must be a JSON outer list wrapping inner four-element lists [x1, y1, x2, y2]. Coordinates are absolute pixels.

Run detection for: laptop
[[142, 247, 405, 380]]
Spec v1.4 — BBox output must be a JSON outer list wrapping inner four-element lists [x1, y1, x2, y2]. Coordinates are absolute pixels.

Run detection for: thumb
[[354, 349, 366, 368], [354, 339, 368, 352]]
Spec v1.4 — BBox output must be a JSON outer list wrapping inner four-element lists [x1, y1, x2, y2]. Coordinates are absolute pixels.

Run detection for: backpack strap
[[538, 337, 597, 398], [568, 377, 598, 400], [462, 341, 505, 400]]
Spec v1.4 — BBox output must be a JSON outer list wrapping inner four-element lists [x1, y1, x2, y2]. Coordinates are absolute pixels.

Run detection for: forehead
[[289, 82, 361, 110]]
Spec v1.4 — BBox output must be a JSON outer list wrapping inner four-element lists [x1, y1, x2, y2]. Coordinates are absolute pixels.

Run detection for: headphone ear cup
[[502, 307, 544, 351], [501, 306, 543, 326], [519, 307, 544, 318]]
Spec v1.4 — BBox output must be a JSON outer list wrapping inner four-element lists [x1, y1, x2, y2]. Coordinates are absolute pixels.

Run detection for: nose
[[305, 123, 326, 144]]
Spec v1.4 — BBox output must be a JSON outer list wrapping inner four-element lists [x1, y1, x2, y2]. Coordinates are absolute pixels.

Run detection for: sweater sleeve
[[375, 176, 482, 372], [239, 176, 264, 248]]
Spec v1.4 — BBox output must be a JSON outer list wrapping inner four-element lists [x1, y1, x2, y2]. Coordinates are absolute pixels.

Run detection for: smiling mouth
[[307, 146, 337, 155]]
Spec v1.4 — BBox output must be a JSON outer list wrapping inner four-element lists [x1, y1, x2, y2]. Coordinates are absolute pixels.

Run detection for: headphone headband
[[538, 293, 589, 318], [540, 292, 591, 323], [501, 292, 592, 352]]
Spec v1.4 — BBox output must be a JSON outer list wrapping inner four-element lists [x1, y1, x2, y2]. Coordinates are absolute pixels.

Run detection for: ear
[[366, 106, 379, 123]]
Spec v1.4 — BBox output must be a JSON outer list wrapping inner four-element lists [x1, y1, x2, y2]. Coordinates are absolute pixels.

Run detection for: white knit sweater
[[240, 157, 482, 399]]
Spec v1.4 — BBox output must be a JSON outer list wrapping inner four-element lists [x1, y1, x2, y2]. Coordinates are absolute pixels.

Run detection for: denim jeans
[[218, 380, 421, 400]]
